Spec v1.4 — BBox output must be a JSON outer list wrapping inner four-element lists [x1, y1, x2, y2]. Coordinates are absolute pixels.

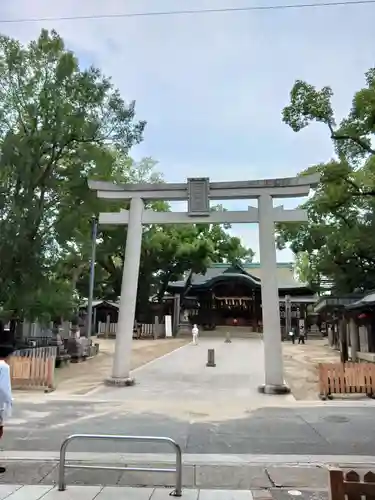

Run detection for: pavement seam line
[[92, 486, 105, 500], [294, 411, 332, 446], [35, 485, 55, 499], [264, 468, 276, 488]]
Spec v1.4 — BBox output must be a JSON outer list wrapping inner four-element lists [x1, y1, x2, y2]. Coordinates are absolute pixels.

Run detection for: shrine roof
[[168, 262, 312, 292], [345, 291, 375, 310], [79, 299, 119, 309], [314, 294, 363, 313]]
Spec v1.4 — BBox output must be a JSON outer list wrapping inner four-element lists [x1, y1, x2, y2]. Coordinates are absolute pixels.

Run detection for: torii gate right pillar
[[258, 194, 289, 394]]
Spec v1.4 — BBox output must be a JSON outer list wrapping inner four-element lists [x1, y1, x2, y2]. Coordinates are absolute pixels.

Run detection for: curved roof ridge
[[199, 272, 261, 288]]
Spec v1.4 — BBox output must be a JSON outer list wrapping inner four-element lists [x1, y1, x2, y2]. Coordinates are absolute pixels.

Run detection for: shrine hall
[[167, 262, 316, 332]]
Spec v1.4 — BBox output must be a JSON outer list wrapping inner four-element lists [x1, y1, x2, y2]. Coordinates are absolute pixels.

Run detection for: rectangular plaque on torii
[[187, 177, 210, 216]]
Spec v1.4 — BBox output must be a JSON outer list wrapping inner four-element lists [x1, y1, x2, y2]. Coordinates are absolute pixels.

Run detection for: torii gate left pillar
[[112, 196, 144, 386], [89, 175, 319, 390]]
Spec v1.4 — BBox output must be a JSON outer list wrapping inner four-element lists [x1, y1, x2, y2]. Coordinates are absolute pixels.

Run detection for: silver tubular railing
[[58, 434, 183, 496]]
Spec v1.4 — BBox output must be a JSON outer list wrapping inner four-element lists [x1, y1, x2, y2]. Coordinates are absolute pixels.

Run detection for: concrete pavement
[[0, 484, 331, 500], [2, 338, 374, 497], [0, 485, 331, 500], [6, 338, 375, 455], [0, 484, 256, 499], [0, 453, 374, 489], [3, 399, 375, 455]]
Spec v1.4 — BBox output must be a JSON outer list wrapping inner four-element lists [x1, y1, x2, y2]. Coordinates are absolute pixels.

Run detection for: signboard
[[165, 315, 172, 337], [187, 178, 210, 216]]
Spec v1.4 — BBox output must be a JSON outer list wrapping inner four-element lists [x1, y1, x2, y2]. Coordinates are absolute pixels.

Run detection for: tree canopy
[[0, 28, 144, 321], [279, 68, 375, 293], [0, 29, 253, 324]]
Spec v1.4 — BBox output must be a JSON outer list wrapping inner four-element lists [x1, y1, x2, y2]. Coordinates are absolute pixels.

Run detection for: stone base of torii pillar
[[258, 384, 291, 395], [105, 376, 135, 387]]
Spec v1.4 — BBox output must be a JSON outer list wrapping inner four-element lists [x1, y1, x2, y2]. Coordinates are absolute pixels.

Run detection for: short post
[[225, 332, 231, 343], [206, 348, 216, 367], [349, 317, 359, 362], [105, 314, 110, 339], [154, 316, 159, 340], [285, 294, 292, 342]]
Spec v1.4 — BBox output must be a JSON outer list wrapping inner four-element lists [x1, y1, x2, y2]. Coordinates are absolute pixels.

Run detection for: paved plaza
[[91, 337, 295, 418]]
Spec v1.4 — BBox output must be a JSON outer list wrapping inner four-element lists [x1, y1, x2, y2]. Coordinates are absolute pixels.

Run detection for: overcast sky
[[1, 0, 374, 262]]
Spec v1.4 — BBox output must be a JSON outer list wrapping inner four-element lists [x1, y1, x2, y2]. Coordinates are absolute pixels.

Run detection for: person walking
[[0, 345, 14, 473]]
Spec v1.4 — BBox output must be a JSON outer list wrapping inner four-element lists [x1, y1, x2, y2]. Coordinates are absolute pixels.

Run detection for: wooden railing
[[329, 469, 375, 500], [9, 347, 56, 391], [134, 323, 157, 339], [97, 321, 117, 337], [319, 362, 375, 399]]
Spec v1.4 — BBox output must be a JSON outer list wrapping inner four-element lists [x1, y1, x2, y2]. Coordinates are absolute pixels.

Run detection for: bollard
[[206, 348, 216, 367], [224, 332, 232, 343]]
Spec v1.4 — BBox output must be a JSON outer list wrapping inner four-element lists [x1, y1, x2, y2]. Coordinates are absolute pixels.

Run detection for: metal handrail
[[58, 433, 182, 496]]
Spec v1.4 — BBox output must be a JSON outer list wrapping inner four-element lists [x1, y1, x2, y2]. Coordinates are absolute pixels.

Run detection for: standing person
[[289, 327, 295, 344], [0, 346, 14, 473], [298, 328, 306, 345], [192, 324, 199, 345]]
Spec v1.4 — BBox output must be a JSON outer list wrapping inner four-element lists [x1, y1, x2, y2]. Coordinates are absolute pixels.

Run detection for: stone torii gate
[[89, 174, 319, 394]]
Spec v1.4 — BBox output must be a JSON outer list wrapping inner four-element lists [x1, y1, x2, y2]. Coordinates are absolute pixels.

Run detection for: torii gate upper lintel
[[88, 175, 319, 393]]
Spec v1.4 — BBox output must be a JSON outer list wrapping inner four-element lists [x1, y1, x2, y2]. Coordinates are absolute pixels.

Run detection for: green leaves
[[280, 67, 375, 293], [283, 81, 334, 132], [0, 29, 145, 319]]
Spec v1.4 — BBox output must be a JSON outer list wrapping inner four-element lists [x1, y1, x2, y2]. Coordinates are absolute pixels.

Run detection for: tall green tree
[[279, 67, 375, 293], [0, 29, 145, 321]]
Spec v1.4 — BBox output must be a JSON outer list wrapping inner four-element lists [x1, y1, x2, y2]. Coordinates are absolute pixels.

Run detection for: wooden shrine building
[[167, 262, 316, 332]]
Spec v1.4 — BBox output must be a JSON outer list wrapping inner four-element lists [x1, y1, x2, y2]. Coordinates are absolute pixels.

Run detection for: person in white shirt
[[0, 346, 14, 474], [192, 324, 199, 345]]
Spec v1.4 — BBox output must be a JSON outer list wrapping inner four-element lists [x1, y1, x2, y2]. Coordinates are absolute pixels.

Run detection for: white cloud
[[1, 0, 374, 260]]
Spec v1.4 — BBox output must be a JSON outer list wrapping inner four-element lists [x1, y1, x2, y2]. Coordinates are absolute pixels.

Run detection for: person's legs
[[0, 426, 5, 473]]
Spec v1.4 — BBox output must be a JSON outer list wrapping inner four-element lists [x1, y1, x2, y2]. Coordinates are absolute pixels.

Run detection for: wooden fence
[[134, 323, 157, 339], [319, 362, 375, 399], [98, 322, 162, 339], [329, 469, 375, 500], [9, 347, 56, 391]]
